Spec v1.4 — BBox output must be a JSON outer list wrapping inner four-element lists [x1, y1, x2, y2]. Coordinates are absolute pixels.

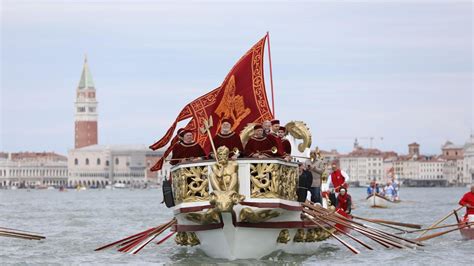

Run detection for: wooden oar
[[303, 202, 423, 247], [0, 229, 45, 240], [95, 227, 156, 251], [304, 213, 360, 254], [352, 215, 421, 229], [303, 205, 409, 249], [303, 211, 374, 250], [415, 223, 471, 242], [418, 206, 463, 237], [398, 222, 474, 234]]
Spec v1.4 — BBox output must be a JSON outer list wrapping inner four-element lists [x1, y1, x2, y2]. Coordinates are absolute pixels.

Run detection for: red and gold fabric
[[150, 36, 273, 171]]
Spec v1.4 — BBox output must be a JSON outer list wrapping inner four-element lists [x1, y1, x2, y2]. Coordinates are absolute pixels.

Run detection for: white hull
[[171, 159, 332, 260], [366, 194, 391, 208]]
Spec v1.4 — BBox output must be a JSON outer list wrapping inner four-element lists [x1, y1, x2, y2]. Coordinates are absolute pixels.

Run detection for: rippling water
[[1, 187, 472, 265]]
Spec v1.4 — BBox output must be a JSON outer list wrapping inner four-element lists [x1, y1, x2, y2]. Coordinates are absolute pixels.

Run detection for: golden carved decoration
[[305, 229, 317, 242], [315, 228, 335, 241], [210, 190, 245, 213], [277, 229, 290, 244], [239, 123, 257, 148], [250, 163, 298, 200], [293, 229, 306, 242], [239, 207, 280, 223], [185, 208, 221, 225], [214, 75, 251, 131], [187, 232, 200, 246], [208, 146, 245, 213], [175, 232, 188, 246], [175, 232, 201, 246], [210, 146, 240, 192], [172, 166, 209, 204], [284, 121, 312, 152]]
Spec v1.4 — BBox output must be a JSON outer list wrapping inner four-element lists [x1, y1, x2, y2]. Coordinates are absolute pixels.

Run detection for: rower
[[170, 129, 206, 165], [336, 187, 352, 214], [459, 185, 474, 223], [210, 118, 243, 159], [325, 163, 350, 206]]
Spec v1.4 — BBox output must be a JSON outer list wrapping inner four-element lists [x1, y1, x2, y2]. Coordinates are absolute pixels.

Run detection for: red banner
[[150, 35, 273, 171]]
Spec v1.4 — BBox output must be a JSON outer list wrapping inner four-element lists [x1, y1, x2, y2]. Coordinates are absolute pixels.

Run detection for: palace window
[[74, 158, 78, 165], [89, 107, 96, 113], [77, 107, 86, 112], [115, 158, 119, 165], [97, 158, 101, 165], [86, 158, 89, 165], [106, 160, 109, 166]]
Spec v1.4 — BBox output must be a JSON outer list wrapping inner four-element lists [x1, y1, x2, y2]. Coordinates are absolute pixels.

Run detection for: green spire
[[78, 54, 95, 89]]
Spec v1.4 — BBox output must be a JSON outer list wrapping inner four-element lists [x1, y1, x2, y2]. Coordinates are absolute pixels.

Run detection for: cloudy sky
[[1, 0, 472, 155]]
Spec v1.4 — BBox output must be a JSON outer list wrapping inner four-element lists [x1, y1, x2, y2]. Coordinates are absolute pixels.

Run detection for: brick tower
[[74, 55, 98, 148]]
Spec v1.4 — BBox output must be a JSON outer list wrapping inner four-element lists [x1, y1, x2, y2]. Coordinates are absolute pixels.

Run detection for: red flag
[[150, 36, 273, 171]]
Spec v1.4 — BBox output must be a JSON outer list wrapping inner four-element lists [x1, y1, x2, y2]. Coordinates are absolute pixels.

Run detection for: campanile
[[74, 55, 98, 148]]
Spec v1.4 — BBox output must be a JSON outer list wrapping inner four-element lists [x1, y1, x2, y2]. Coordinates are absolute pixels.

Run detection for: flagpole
[[266, 31, 275, 118]]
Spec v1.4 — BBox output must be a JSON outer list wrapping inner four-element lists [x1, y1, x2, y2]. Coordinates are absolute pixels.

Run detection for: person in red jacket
[[277, 126, 292, 155], [211, 118, 244, 159], [170, 129, 206, 165], [336, 187, 352, 214], [459, 185, 474, 222]]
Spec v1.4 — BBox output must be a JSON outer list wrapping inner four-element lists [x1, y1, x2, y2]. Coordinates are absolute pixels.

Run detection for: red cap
[[253, 124, 263, 130], [221, 118, 232, 124], [271, 119, 280, 125], [179, 129, 192, 137], [177, 128, 185, 138], [279, 126, 286, 132]]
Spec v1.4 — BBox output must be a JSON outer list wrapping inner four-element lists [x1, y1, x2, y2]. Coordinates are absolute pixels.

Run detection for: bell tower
[[74, 55, 98, 148]]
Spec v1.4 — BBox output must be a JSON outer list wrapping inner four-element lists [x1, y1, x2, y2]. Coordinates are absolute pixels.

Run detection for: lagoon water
[[1, 187, 472, 265]]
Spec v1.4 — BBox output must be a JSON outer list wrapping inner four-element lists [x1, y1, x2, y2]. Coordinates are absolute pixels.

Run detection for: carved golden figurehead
[[209, 146, 245, 212]]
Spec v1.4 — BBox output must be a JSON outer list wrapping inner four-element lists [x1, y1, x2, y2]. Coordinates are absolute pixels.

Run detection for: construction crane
[[322, 136, 384, 149]]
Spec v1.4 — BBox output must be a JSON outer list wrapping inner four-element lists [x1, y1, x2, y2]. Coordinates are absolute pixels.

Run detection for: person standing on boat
[[383, 181, 395, 201], [307, 150, 324, 204], [244, 124, 279, 158], [277, 126, 292, 155], [211, 118, 244, 159], [262, 120, 272, 136], [336, 187, 352, 214], [297, 162, 313, 202], [325, 163, 349, 206], [170, 129, 206, 165], [391, 176, 400, 201], [266, 119, 286, 157], [459, 185, 474, 222]]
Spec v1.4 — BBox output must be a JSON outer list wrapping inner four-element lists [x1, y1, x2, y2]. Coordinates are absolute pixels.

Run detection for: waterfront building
[[67, 145, 169, 188], [441, 141, 464, 185], [0, 152, 68, 188], [463, 134, 474, 185]]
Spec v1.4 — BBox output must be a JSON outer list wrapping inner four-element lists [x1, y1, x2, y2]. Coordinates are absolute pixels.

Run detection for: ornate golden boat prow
[[170, 149, 331, 259]]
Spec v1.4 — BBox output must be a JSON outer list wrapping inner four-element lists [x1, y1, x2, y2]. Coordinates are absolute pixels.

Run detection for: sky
[[1, 0, 473, 156]]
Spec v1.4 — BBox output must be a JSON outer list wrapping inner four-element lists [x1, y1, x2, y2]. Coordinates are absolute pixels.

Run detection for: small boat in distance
[[366, 194, 400, 208]]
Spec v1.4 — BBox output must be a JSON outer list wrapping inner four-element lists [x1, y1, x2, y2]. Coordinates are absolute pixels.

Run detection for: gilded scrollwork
[[172, 166, 209, 204], [293, 229, 306, 242], [185, 208, 221, 225], [250, 163, 297, 200], [277, 229, 290, 244], [239, 207, 280, 223]]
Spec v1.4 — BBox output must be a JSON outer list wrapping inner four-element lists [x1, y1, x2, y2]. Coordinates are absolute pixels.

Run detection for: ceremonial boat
[[95, 34, 424, 258], [168, 156, 335, 259]]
